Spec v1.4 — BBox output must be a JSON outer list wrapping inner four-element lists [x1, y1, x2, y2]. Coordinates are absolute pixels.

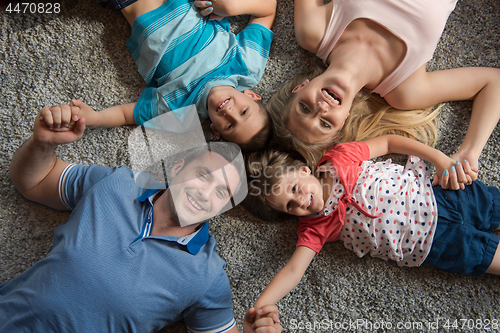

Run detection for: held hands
[[35, 103, 86, 146], [40, 99, 96, 131], [449, 150, 479, 182], [194, 0, 224, 20], [432, 157, 478, 190], [243, 305, 282, 333]]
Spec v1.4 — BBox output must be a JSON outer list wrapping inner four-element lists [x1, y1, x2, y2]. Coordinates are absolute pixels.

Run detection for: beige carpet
[[1, 0, 499, 332]]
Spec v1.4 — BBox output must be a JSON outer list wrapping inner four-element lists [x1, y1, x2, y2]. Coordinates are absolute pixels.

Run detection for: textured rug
[[1, 0, 499, 332]]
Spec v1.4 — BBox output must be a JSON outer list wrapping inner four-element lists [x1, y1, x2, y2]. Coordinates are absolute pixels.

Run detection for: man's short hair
[[167, 141, 247, 213], [172, 141, 246, 196]]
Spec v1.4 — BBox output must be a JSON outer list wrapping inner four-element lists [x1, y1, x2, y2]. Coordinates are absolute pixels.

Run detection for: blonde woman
[[268, 0, 500, 177]]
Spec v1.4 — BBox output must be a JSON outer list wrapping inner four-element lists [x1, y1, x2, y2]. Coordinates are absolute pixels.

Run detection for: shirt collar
[[138, 186, 210, 255]]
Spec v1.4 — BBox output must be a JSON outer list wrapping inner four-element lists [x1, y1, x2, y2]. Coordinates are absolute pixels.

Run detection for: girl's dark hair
[[244, 148, 307, 221]]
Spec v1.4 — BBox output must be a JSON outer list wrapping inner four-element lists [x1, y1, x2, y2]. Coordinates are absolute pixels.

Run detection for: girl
[[267, 0, 500, 174], [246, 134, 499, 312]]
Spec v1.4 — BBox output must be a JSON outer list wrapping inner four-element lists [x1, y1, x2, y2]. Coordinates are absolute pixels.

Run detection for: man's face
[[168, 151, 240, 226]]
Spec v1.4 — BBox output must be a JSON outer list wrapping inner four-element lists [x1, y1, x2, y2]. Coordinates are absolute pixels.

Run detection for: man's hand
[[243, 305, 281, 333], [40, 103, 79, 131], [35, 104, 86, 146], [10, 104, 86, 210], [40, 100, 98, 131]]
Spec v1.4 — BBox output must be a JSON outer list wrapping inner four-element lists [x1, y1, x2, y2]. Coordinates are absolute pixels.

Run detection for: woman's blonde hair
[[244, 149, 307, 221], [266, 65, 441, 168]]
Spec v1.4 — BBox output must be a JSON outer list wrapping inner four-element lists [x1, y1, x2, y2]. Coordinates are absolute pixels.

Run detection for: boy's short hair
[[238, 101, 273, 153]]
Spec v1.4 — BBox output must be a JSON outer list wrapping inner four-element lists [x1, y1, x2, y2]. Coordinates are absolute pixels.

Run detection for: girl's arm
[[363, 135, 476, 190], [253, 246, 316, 310], [385, 66, 500, 175]]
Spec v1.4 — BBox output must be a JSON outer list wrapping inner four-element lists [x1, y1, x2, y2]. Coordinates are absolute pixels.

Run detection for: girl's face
[[266, 167, 324, 216], [287, 75, 353, 143]]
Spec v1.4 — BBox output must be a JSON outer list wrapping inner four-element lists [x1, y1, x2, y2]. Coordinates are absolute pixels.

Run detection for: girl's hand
[[243, 305, 281, 333], [450, 151, 479, 182], [432, 159, 477, 190], [194, 0, 213, 16]]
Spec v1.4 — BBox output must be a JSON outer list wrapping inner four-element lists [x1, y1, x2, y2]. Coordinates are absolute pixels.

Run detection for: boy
[[69, 0, 276, 151]]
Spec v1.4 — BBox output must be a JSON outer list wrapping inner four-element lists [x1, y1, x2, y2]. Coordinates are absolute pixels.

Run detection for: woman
[[268, 0, 500, 173]]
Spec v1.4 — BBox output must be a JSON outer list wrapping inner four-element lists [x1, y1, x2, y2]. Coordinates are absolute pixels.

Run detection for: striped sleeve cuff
[[58, 164, 76, 210], [187, 318, 236, 333]]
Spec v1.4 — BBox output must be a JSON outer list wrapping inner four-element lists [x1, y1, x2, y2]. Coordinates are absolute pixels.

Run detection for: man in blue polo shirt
[[2, 104, 281, 333]]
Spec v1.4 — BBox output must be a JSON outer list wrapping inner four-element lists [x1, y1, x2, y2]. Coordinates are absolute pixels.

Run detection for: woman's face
[[287, 75, 353, 143]]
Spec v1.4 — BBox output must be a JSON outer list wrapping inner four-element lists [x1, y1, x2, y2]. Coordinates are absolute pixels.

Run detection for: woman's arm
[[294, 0, 332, 53], [194, 0, 276, 29], [363, 135, 476, 190], [253, 246, 316, 309], [385, 66, 500, 174]]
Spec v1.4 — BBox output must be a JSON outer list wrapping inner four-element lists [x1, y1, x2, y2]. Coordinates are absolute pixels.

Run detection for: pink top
[[297, 142, 438, 267], [316, 0, 457, 96]]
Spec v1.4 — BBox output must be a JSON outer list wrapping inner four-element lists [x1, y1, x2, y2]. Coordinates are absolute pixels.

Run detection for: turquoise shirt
[[127, 0, 274, 125]]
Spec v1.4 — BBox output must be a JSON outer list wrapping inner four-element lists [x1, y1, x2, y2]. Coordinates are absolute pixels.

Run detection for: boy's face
[[266, 167, 324, 216], [169, 151, 240, 226], [207, 88, 267, 145]]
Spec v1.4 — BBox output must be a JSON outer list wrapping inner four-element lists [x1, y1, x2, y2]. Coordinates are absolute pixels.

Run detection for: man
[[2, 104, 281, 333]]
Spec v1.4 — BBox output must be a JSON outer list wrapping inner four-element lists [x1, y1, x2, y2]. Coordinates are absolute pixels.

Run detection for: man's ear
[[171, 159, 185, 178], [292, 79, 310, 93], [244, 89, 262, 101], [210, 123, 221, 140]]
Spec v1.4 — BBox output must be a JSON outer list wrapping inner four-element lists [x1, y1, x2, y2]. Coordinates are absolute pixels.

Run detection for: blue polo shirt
[[0, 165, 235, 333]]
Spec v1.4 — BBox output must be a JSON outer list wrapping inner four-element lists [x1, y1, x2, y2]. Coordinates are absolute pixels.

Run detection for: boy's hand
[[40, 103, 80, 131], [243, 305, 281, 333], [69, 99, 100, 128]]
